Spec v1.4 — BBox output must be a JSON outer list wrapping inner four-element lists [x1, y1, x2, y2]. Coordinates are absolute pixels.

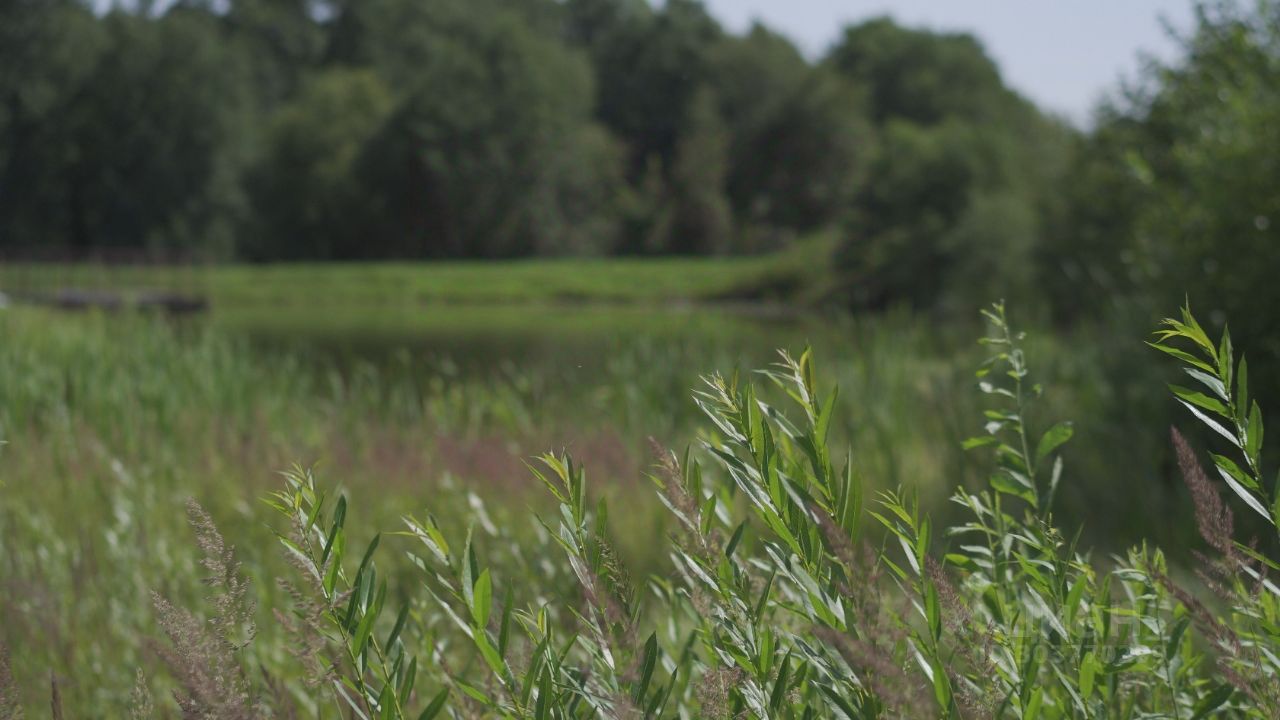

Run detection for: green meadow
[[0, 277, 1205, 713], [0, 239, 831, 309]]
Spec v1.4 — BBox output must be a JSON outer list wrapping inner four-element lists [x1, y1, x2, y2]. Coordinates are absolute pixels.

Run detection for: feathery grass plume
[[186, 499, 256, 649], [648, 438, 719, 561], [1150, 570, 1279, 709], [591, 531, 637, 645], [271, 578, 334, 688], [0, 645, 20, 720], [130, 669, 154, 720], [693, 666, 744, 720], [151, 592, 262, 719], [1172, 427, 1237, 560], [812, 495, 907, 678], [808, 500, 888, 616], [150, 501, 262, 719], [811, 626, 914, 717], [924, 556, 996, 718], [271, 513, 347, 681]]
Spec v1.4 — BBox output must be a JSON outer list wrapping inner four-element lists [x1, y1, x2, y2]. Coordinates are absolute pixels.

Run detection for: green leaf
[[1215, 463, 1272, 523], [699, 493, 717, 537], [1063, 577, 1086, 626], [1189, 683, 1233, 720], [835, 454, 862, 542], [1169, 385, 1231, 417], [352, 596, 379, 656], [401, 655, 418, 699], [385, 603, 409, 650], [1246, 401, 1263, 466], [916, 517, 931, 570], [962, 435, 999, 450], [456, 679, 493, 707], [1024, 687, 1044, 720], [1148, 341, 1216, 374], [472, 569, 492, 629], [1211, 453, 1258, 491], [799, 346, 816, 406], [1166, 616, 1191, 659], [754, 569, 776, 618], [357, 533, 381, 578], [1184, 367, 1228, 401], [472, 631, 506, 677], [633, 633, 658, 705], [498, 584, 514, 656], [990, 472, 1037, 504], [322, 502, 345, 565], [817, 384, 839, 444], [323, 529, 344, 596], [377, 683, 394, 720], [1178, 306, 1217, 359], [925, 582, 942, 642], [1035, 421, 1074, 466], [929, 656, 952, 711], [1046, 455, 1065, 511], [534, 666, 550, 719], [418, 689, 449, 720], [725, 521, 747, 558], [1217, 324, 1233, 387], [1078, 651, 1098, 699], [1176, 400, 1241, 447], [461, 527, 475, 607], [521, 634, 551, 708], [768, 651, 793, 712]]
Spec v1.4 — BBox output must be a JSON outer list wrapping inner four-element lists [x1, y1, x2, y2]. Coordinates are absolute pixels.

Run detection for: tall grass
[[0, 302, 1227, 715]]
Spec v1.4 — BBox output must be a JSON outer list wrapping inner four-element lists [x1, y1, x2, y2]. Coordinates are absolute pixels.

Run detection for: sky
[[700, 0, 1197, 125]]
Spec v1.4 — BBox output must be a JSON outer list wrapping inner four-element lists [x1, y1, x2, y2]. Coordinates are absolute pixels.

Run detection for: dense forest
[[2, 1, 1279, 327]]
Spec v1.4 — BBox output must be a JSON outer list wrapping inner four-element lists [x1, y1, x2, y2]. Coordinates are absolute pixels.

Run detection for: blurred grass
[[0, 235, 837, 308]]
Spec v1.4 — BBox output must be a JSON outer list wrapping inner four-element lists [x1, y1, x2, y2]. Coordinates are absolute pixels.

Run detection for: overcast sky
[[700, 0, 1196, 125]]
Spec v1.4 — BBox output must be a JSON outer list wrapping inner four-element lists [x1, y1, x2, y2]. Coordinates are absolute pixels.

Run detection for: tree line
[[1, 0, 1278, 328], [0, 1, 1064, 265]]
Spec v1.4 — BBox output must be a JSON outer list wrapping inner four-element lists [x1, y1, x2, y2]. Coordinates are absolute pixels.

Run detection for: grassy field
[[0, 298, 1198, 710], [0, 304, 945, 710], [0, 287, 1225, 716], [0, 238, 835, 309]]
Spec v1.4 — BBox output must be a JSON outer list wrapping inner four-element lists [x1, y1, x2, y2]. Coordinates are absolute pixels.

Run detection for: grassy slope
[[0, 237, 835, 308]]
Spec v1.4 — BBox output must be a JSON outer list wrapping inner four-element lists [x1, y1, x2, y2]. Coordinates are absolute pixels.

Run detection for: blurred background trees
[[1050, 2, 1280, 358], [2, 0, 1279, 340]]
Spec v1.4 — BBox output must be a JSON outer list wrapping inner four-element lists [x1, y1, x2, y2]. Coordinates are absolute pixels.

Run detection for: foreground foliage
[[2, 302, 1277, 717]]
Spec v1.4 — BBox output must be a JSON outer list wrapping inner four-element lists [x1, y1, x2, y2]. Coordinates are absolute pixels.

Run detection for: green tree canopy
[[1055, 0, 1280, 357]]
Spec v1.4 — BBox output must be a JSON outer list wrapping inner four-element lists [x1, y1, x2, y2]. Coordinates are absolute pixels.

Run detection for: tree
[[1060, 0, 1280, 358], [568, 0, 722, 174], [827, 17, 1073, 313], [0, 0, 105, 253], [351, 3, 622, 258], [827, 17, 1012, 126], [708, 25, 871, 247], [653, 87, 733, 255], [1, 5, 250, 258], [63, 8, 251, 257], [244, 68, 394, 260]]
